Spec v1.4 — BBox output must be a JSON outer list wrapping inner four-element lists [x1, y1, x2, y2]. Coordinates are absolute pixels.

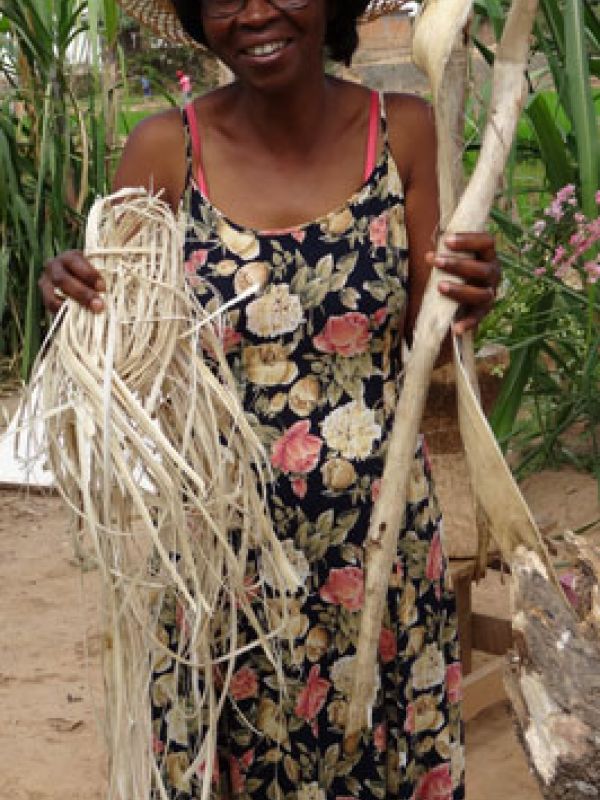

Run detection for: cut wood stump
[[505, 542, 600, 798]]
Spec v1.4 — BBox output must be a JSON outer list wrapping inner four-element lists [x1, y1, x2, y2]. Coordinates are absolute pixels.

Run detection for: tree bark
[[506, 541, 600, 798]]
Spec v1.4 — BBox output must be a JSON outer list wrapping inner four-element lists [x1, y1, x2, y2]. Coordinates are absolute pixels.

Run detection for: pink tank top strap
[[184, 101, 209, 197], [363, 90, 380, 182]]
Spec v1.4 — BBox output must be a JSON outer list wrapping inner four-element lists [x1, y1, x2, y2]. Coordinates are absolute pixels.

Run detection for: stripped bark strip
[[23, 191, 299, 800], [344, 0, 551, 748]]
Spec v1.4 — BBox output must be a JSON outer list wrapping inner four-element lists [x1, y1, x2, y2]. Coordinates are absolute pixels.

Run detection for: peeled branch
[[344, 0, 556, 750]]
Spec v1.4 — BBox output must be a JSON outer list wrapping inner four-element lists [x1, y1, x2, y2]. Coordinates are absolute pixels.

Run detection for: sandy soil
[[0, 430, 598, 798]]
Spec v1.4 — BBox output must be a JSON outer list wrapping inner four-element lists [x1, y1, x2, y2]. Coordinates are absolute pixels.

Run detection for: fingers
[[444, 231, 496, 264], [40, 251, 105, 314], [423, 231, 500, 334], [434, 253, 501, 291]]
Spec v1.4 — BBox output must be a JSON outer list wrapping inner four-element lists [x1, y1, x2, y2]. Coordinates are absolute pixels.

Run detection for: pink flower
[[404, 703, 415, 733], [271, 420, 323, 474], [369, 213, 389, 248], [425, 531, 444, 582], [412, 763, 453, 800], [229, 756, 244, 794], [184, 248, 208, 274], [320, 566, 365, 611], [313, 312, 371, 356], [294, 665, 331, 722], [291, 229, 306, 243], [596, 190, 600, 205], [229, 666, 259, 701], [534, 267, 547, 276], [446, 662, 462, 704], [371, 307, 389, 328], [532, 219, 546, 237], [556, 184, 576, 203], [220, 326, 242, 353], [545, 200, 564, 222], [584, 260, 600, 283], [374, 722, 387, 752], [552, 245, 567, 265], [379, 627, 397, 664], [291, 477, 308, 499]]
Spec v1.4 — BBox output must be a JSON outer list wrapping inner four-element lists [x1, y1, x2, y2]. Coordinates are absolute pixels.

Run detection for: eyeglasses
[[202, 0, 309, 20]]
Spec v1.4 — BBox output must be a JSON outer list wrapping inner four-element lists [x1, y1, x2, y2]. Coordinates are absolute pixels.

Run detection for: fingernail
[[95, 278, 106, 292], [445, 234, 458, 245], [439, 281, 450, 293], [90, 297, 104, 313]]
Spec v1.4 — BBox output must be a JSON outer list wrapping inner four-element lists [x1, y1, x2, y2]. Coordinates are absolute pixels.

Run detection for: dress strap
[[363, 90, 380, 182], [184, 101, 209, 197]]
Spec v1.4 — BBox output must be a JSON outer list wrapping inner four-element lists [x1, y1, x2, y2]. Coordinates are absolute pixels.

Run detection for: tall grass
[[0, 0, 121, 379]]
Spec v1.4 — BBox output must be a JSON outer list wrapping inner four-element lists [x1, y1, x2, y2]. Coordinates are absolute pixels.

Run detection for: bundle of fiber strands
[[25, 190, 299, 800]]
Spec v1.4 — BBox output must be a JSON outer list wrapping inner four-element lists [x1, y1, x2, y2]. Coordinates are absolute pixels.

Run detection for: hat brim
[[116, 0, 412, 51]]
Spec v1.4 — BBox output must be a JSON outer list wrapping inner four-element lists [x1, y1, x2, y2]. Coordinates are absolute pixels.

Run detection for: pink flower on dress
[[374, 722, 387, 752], [229, 666, 259, 701], [271, 420, 323, 474], [412, 763, 453, 800], [369, 212, 389, 248], [294, 665, 331, 722], [446, 662, 462, 704], [404, 703, 415, 733], [313, 312, 371, 357], [152, 735, 165, 754], [371, 307, 389, 328], [379, 627, 397, 664], [425, 531, 444, 582], [320, 567, 365, 611], [184, 248, 208, 274], [291, 229, 306, 244], [291, 477, 308, 499], [220, 326, 242, 353], [229, 756, 244, 794]]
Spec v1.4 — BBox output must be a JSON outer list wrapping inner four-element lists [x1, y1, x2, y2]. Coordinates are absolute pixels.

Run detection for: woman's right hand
[[39, 250, 106, 314]]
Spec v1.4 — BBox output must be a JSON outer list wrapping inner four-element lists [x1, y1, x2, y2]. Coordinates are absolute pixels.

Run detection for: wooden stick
[[344, 0, 546, 749]]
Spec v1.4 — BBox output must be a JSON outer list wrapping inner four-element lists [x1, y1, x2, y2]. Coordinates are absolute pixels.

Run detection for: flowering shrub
[[481, 184, 599, 477], [525, 185, 600, 287]]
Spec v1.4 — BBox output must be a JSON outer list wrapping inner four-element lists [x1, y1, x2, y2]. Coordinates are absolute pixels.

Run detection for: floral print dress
[[151, 98, 465, 800]]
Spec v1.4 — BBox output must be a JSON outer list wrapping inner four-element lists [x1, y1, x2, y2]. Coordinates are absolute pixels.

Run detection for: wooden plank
[[472, 612, 513, 655], [450, 561, 474, 675], [462, 656, 507, 722]]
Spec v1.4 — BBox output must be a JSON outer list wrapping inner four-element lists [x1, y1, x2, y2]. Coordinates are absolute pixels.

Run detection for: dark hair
[[171, 0, 370, 67]]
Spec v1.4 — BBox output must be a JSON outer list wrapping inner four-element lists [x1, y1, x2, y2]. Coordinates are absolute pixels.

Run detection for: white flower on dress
[[217, 219, 260, 261], [330, 655, 379, 704], [260, 539, 310, 589], [320, 400, 381, 460], [246, 284, 304, 338], [411, 643, 445, 691]]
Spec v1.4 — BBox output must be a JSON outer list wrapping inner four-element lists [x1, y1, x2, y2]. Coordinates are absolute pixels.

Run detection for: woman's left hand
[[426, 232, 501, 336]]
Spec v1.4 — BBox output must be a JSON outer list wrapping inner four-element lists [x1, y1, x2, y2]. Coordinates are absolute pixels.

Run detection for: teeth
[[246, 40, 286, 57]]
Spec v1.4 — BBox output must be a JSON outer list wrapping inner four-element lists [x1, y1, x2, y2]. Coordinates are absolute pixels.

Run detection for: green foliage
[[475, 0, 600, 478]]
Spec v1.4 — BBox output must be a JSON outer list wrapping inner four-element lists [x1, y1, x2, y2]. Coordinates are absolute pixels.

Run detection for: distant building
[[350, 12, 429, 94]]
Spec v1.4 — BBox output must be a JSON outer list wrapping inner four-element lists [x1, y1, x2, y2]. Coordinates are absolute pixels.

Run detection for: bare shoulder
[[112, 107, 187, 210], [383, 93, 437, 187]]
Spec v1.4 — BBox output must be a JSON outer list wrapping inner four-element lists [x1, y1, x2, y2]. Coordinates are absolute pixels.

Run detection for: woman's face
[[199, 0, 330, 92]]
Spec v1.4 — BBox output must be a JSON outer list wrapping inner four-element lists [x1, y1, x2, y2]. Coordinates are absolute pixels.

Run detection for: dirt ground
[[1, 404, 598, 799]]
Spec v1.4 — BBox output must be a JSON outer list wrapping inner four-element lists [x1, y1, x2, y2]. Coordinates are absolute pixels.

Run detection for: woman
[[40, 1, 500, 798]]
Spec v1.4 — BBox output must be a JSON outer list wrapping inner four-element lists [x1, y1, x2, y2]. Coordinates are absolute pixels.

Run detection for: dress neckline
[[188, 145, 398, 238]]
